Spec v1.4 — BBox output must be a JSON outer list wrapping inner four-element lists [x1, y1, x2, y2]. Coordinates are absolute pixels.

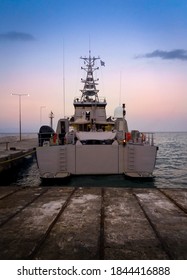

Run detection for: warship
[[36, 52, 158, 180]]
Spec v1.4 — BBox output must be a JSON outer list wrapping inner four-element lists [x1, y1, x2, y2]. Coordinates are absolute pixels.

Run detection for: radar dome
[[114, 106, 123, 118]]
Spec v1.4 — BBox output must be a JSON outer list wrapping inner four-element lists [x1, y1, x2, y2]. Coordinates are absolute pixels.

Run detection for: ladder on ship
[[59, 147, 67, 172], [127, 146, 135, 171]]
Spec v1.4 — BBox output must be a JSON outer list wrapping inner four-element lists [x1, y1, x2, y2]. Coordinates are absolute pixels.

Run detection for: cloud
[[0, 31, 35, 42], [135, 49, 187, 61]]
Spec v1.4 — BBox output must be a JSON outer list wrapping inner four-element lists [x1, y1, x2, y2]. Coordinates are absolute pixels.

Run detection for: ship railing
[[38, 132, 62, 146], [38, 131, 71, 146], [73, 96, 106, 103], [125, 131, 155, 146], [38, 133, 52, 147], [0, 141, 10, 150], [38, 131, 155, 147], [98, 97, 106, 103]]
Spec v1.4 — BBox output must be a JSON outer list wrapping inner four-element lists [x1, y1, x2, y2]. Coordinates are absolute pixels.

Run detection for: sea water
[[0, 133, 37, 139], [1, 132, 187, 188], [154, 132, 187, 188]]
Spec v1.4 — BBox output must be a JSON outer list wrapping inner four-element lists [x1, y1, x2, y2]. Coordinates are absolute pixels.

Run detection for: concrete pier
[[0, 186, 186, 260], [0, 138, 37, 173]]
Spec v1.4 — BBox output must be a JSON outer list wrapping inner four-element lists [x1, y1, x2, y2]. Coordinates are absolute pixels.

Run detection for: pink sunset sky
[[0, 0, 187, 133]]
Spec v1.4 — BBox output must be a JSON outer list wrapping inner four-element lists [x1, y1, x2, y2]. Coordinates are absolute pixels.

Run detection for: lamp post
[[40, 106, 46, 126], [11, 93, 29, 141]]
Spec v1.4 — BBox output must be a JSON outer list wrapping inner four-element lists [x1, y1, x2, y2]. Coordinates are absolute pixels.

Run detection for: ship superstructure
[[70, 51, 114, 132]]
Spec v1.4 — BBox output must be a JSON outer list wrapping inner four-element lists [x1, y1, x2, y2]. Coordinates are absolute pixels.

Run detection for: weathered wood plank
[[0, 187, 74, 259], [160, 188, 187, 213], [104, 188, 168, 259], [35, 187, 102, 260], [134, 188, 187, 259], [0, 186, 187, 260], [0, 187, 46, 226], [0, 186, 22, 200]]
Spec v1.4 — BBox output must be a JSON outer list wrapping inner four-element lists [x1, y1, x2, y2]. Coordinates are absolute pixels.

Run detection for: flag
[[100, 60, 105, 66]]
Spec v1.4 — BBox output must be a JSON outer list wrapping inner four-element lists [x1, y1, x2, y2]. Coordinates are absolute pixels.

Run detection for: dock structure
[[0, 186, 186, 260], [0, 138, 37, 173]]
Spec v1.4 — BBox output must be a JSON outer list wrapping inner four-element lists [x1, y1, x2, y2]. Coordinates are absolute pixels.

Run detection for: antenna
[[63, 40, 65, 118], [89, 35, 91, 56], [119, 71, 122, 106]]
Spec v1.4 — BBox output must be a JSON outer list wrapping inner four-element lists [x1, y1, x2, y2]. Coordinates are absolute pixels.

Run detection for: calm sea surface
[[1, 132, 187, 188], [154, 132, 187, 188]]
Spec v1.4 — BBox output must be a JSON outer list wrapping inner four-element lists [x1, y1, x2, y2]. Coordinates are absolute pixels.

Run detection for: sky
[[0, 0, 187, 133]]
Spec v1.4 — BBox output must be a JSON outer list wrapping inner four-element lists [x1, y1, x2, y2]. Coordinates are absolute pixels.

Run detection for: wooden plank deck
[[0, 186, 186, 260]]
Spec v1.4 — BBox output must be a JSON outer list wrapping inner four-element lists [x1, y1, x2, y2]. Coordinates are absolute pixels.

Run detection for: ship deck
[[0, 186, 186, 259]]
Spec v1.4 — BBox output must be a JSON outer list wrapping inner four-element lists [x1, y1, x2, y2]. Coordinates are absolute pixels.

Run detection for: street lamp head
[[11, 93, 29, 96]]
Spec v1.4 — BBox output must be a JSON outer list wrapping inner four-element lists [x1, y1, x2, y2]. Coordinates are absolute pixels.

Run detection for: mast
[[49, 111, 54, 129], [80, 51, 100, 102], [71, 51, 109, 130]]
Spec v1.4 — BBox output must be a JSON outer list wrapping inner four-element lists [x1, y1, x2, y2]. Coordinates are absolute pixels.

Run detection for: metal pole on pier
[[11, 93, 29, 141], [40, 106, 46, 126]]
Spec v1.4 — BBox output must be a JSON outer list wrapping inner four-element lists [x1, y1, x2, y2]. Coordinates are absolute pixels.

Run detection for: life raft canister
[[53, 133, 58, 144], [141, 133, 146, 142], [126, 132, 131, 142]]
